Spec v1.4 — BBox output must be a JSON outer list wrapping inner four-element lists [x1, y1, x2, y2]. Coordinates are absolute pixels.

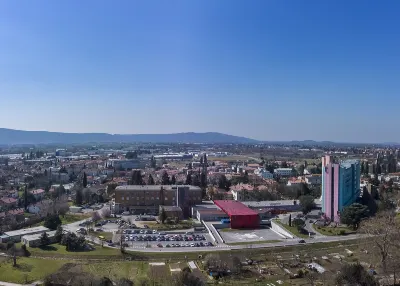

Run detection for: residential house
[[0, 197, 18, 211], [30, 189, 45, 201], [230, 184, 255, 201], [305, 175, 322, 186]]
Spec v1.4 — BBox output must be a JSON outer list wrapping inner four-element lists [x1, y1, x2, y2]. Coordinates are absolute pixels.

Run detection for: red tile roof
[[0, 197, 17, 204], [31, 189, 45, 195]]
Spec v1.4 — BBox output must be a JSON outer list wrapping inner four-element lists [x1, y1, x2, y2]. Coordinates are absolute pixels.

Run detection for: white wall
[[271, 221, 295, 239]]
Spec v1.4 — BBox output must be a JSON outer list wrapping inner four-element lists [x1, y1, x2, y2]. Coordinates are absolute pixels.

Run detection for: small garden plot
[[149, 262, 172, 285]]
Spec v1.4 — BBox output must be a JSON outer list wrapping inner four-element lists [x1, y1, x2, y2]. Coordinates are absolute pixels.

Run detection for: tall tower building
[[321, 156, 361, 222]]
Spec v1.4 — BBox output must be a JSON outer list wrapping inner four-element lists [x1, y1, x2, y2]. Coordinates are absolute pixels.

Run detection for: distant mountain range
[[0, 128, 396, 146], [0, 128, 259, 145]]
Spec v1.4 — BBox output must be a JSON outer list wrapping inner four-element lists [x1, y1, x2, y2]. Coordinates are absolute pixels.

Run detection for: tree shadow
[[38, 245, 57, 251]]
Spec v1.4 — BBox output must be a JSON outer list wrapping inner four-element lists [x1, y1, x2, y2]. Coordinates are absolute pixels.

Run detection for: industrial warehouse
[[213, 200, 260, 229]]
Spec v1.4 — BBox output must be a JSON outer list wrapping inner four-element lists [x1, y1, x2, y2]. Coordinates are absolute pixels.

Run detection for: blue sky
[[0, 0, 399, 143]]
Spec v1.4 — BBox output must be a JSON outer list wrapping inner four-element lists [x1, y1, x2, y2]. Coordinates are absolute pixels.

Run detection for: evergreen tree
[[288, 214, 292, 227], [360, 162, 365, 175], [75, 188, 83, 205], [185, 174, 192, 185], [192, 174, 200, 187], [40, 232, 50, 246], [159, 207, 167, 224], [161, 171, 170, 185], [147, 174, 155, 185], [171, 175, 176, 185], [83, 172, 87, 188], [150, 156, 157, 168], [200, 172, 207, 188], [54, 225, 63, 242]]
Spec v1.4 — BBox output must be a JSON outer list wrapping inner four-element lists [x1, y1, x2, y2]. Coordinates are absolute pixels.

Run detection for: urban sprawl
[[0, 143, 399, 285]]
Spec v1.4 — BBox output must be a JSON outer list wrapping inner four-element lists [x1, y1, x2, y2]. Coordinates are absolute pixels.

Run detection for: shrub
[[339, 230, 346, 235]]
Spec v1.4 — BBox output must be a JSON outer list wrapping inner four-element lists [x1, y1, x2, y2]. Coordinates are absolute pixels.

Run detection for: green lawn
[[0, 257, 67, 284], [60, 213, 91, 224], [145, 221, 192, 230], [274, 220, 309, 238], [226, 240, 281, 246], [26, 243, 122, 258], [313, 225, 355, 236]]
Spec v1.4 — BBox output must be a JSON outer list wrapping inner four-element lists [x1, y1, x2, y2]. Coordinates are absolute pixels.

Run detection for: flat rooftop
[[214, 200, 259, 216], [4, 226, 49, 237], [243, 200, 298, 208], [22, 230, 56, 241]]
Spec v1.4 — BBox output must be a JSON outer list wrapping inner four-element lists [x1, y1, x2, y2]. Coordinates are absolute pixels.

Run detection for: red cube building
[[214, 200, 260, 229]]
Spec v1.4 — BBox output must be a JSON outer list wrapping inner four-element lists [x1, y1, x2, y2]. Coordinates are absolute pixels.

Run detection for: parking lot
[[120, 229, 214, 248], [218, 227, 283, 244]]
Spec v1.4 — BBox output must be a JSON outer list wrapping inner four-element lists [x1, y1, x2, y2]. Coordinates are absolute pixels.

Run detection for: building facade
[[321, 156, 361, 222], [274, 168, 293, 177], [113, 185, 202, 216]]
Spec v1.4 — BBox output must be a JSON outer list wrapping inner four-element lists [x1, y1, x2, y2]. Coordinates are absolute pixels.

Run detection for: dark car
[[298, 240, 306, 244]]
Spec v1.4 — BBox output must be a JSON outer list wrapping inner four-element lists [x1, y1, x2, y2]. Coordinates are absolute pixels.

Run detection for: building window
[[165, 198, 168, 200], [121, 197, 124, 200], [136, 197, 139, 200], [156, 197, 159, 200], [126, 197, 129, 200]]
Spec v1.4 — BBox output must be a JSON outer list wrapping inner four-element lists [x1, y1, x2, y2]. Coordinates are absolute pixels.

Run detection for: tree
[[185, 174, 192, 185], [161, 171, 170, 185], [361, 162, 365, 175], [40, 232, 50, 246], [218, 175, 230, 190], [365, 161, 369, 175], [361, 211, 400, 275], [83, 172, 87, 188], [341, 203, 369, 230], [280, 161, 288, 168], [299, 195, 315, 215], [75, 188, 83, 205], [125, 151, 138, 159], [298, 164, 305, 176], [54, 225, 63, 243], [44, 215, 62, 230], [116, 278, 134, 286], [131, 170, 144, 185], [150, 156, 156, 169], [200, 172, 206, 188], [174, 268, 203, 286], [171, 175, 176, 185], [147, 174, 155, 185], [192, 174, 200, 187], [335, 263, 378, 286], [159, 207, 167, 224], [288, 214, 292, 227], [292, 218, 305, 232], [92, 211, 102, 222]]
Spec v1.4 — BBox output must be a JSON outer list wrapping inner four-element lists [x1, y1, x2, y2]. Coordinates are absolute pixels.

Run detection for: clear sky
[[0, 0, 399, 143]]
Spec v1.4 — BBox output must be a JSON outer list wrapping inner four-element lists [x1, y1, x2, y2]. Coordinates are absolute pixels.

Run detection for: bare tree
[[92, 211, 101, 222], [361, 211, 400, 275]]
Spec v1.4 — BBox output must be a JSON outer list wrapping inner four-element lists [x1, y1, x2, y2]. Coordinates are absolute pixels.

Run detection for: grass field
[[275, 220, 309, 238], [145, 221, 192, 230], [84, 261, 149, 283], [226, 240, 281, 246], [0, 257, 67, 283], [26, 243, 122, 258], [60, 213, 91, 224], [313, 225, 355, 236]]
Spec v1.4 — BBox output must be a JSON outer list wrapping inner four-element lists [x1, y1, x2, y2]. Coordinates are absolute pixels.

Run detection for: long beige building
[[113, 185, 202, 216]]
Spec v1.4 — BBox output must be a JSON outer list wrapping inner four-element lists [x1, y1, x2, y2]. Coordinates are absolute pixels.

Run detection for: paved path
[[0, 281, 42, 286]]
